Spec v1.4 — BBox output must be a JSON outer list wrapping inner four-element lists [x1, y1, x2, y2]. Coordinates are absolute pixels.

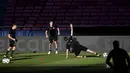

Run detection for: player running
[[66, 24, 101, 58], [45, 21, 60, 54], [4, 24, 17, 58]]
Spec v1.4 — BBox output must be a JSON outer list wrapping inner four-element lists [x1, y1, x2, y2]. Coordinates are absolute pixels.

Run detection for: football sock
[[56, 48, 58, 51], [6, 50, 9, 56], [11, 50, 14, 57]]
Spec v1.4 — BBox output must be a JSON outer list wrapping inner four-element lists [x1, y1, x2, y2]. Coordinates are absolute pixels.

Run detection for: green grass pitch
[[0, 52, 129, 73], [0, 52, 105, 66]]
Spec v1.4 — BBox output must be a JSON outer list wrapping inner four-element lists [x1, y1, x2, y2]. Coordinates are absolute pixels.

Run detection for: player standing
[[66, 24, 101, 58], [45, 21, 60, 54], [4, 24, 17, 58]]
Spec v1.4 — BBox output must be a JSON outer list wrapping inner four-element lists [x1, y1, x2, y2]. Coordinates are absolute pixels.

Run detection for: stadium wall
[[0, 36, 130, 53]]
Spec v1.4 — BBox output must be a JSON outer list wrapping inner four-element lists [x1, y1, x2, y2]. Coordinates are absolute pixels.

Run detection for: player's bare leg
[[10, 46, 16, 58], [54, 41, 58, 54], [87, 49, 101, 57], [48, 43, 52, 54], [4, 47, 12, 58], [87, 49, 96, 54]]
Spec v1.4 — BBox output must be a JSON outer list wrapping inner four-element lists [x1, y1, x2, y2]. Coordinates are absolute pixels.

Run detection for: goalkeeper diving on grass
[[65, 24, 101, 58]]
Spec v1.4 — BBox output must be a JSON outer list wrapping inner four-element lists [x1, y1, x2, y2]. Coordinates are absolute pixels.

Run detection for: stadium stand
[[1, 0, 130, 36], [4, 0, 130, 26]]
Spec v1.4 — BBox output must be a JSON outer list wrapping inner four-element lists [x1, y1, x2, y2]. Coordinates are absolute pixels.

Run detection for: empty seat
[[24, 10, 32, 12], [26, 21, 36, 24], [16, 7, 24, 10], [66, 13, 74, 16], [15, 10, 23, 12], [33, 10, 41, 12], [65, 17, 73, 20], [45, 6, 52, 9], [57, 13, 65, 16], [55, 21, 62, 24], [41, 13, 49, 16], [15, 21, 24, 24], [38, 17, 45, 20], [4, 21, 12, 25], [29, 17, 37, 20], [81, 20, 89, 24], [23, 13, 30, 16], [34, 6, 42, 9], [51, 9, 59, 13], [74, 13, 82, 16], [4, 18, 12, 21], [63, 20, 70, 24], [5, 10, 14, 13], [25, 6, 33, 9], [31, 13, 39, 16], [74, 17, 82, 20], [46, 3, 54, 6], [72, 20, 81, 24], [56, 17, 64, 20], [49, 13, 57, 16], [39, 3, 45, 5], [37, 21, 45, 24], [52, 6, 60, 9], [14, 13, 22, 16], [16, 17, 24, 20]]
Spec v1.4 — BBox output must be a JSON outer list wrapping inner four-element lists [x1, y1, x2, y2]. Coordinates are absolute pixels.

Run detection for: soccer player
[[66, 24, 101, 58], [4, 24, 17, 58], [45, 21, 60, 54], [106, 40, 130, 73]]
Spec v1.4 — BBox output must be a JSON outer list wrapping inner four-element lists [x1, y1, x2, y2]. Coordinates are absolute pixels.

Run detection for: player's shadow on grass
[[11, 57, 32, 61], [11, 54, 46, 61], [20, 54, 45, 58]]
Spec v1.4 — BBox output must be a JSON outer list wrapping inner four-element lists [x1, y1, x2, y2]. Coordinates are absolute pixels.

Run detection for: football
[[2, 58, 10, 64], [103, 52, 108, 58]]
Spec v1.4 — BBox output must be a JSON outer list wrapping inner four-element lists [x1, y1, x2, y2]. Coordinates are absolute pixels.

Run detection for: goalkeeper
[[65, 24, 101, 58]]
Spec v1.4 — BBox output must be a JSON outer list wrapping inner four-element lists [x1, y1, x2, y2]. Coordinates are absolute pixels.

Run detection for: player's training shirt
[[48, 26, 58, 36], [9, 28, 16, 39], [108, 48, 129, 69], [67, 37, 81, 53]]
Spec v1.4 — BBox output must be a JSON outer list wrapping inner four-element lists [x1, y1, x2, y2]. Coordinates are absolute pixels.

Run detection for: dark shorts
[[9, 40, 16, 47], [49, 36, 58, 43], [74, 45, 88, 56], [66, 42, 71, 49]]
